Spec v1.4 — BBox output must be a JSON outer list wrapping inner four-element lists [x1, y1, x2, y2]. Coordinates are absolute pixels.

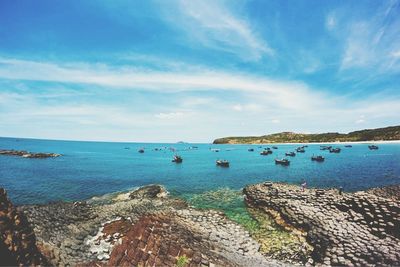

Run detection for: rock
[[129, 184, 168, 200], [0, 188, 49, 266], [243, 182, 400, 266]]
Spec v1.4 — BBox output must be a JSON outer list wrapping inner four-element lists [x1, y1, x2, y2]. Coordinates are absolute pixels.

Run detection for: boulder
[[129, 185, 168, 200]]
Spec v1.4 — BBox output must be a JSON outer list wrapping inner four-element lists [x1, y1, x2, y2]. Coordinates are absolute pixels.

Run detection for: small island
[[0, 149, 61, 158], [213, 125, 400, 144]]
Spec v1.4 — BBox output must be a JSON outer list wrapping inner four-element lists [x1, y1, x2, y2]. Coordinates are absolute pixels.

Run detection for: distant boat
[[172, 155, 183, 163], [285, 152, 296, 157], [320, 146, 332, 150], [296, 147, 305, 153], [138, 149, 144, 153], [368, 145, 379, 150], [344, 145, 352, 148], [329, 147, 341, 153], [260, 150, 272, 155], [124, 147, 130, 150], [311, 155, 325, 162], [275, 158, 290, 166], [211, 148, 220, 152], [272, 146, 278, 149], [248, 148, 254, 152], [216, 160, 229, 167]]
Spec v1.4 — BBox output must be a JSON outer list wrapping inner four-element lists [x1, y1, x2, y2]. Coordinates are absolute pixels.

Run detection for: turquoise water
[[0, 137, 399, 205]]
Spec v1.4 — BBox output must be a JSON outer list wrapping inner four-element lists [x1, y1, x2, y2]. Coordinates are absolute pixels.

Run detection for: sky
[[0, 0, 399, 142]]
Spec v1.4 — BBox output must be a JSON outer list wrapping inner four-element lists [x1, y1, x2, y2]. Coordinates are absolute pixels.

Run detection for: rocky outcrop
[[0, 149, 61, 158], [0, 188, 48, 266], [21, 185, 281, 267], [129, 184, 168, 200], [364, 184, 400, 201], [244, 182, 400, 266]]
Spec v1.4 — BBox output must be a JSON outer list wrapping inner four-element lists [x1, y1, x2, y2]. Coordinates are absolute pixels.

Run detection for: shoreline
[[2, 183, 399, 266], [216, 140, 400, 145]]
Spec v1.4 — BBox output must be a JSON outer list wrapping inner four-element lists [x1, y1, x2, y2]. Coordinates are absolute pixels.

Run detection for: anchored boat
[[285, 152, 296, 157], [216, 160, 230, 167], [138, 149, 145, 153], [296, 147, 305, 153], [275, 158, 290, 166], [329, 147, 341, 153], [368, 145, 379, 150], [311, 155, 325, 162], [172, 155, 183, 163], [260, 150, 273, 155]]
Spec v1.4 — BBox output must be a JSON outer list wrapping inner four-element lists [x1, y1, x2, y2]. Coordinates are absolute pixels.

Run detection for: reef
[[244, 182, 400, 266], [0, 149, 61, 158]]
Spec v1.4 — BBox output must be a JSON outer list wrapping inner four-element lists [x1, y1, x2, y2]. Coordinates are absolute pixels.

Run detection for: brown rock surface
[[244, 182, 400, 266], [0, 188, 49, 266]]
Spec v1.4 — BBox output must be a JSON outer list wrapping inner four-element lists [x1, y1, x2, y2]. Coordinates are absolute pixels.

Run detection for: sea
[[1, 137, 399, 212]]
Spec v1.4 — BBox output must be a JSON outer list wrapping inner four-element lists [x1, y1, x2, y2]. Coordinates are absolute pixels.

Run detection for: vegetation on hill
[[213, 126, 400, 144]]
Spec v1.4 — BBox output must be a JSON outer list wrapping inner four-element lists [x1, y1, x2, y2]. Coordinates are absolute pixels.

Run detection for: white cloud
[[391, 50, 400, 58], [154, 112, 185, 119], [160, 0, 272, 61], [340, 1, 400, 72], [0, 57, 330, 113], [326, 13, 337, 30], [0, 57, 399, 142]]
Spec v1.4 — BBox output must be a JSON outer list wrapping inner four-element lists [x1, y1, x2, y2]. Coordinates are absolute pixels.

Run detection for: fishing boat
[[138, 149, 144, 153], [172, 155, 183, 163], [260, 150, 273, 155], [344, 145, 352, 148], [285, 152, 296, 157], [272, 146, 278, 149], [296, 147, 305, 153], [216, 160, 230, 167], [275, 158, 290, 166], [248, 148, 254, 152], [311, 155, 325, 162], [329, 147, 341, 153]]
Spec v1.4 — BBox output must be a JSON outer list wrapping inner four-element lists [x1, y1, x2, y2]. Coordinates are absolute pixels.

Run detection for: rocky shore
[[17, 185, 279, 267], [0, 149, 61, 158], [2, 182, 400, 266], [244, 182, 400, 266]]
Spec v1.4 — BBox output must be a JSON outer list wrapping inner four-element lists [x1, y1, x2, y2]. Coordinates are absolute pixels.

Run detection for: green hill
[[213, 126, 400, 144]]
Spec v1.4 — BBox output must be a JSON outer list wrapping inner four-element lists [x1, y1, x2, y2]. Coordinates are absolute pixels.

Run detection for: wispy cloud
[[326, 12, 337, 31], [0, 57, 399, 141], [340, 0, 400, 73], [160, 0, 272, 61]]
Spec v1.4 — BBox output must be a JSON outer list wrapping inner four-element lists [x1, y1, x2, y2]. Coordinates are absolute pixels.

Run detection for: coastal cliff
[[213, 125, 400, 144]]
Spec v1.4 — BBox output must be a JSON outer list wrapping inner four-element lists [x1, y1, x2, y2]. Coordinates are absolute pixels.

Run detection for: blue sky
[[0, 0, 399, 142]]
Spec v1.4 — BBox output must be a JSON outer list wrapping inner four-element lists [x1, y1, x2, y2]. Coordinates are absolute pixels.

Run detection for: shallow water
[[0, 137, 399, 206]]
